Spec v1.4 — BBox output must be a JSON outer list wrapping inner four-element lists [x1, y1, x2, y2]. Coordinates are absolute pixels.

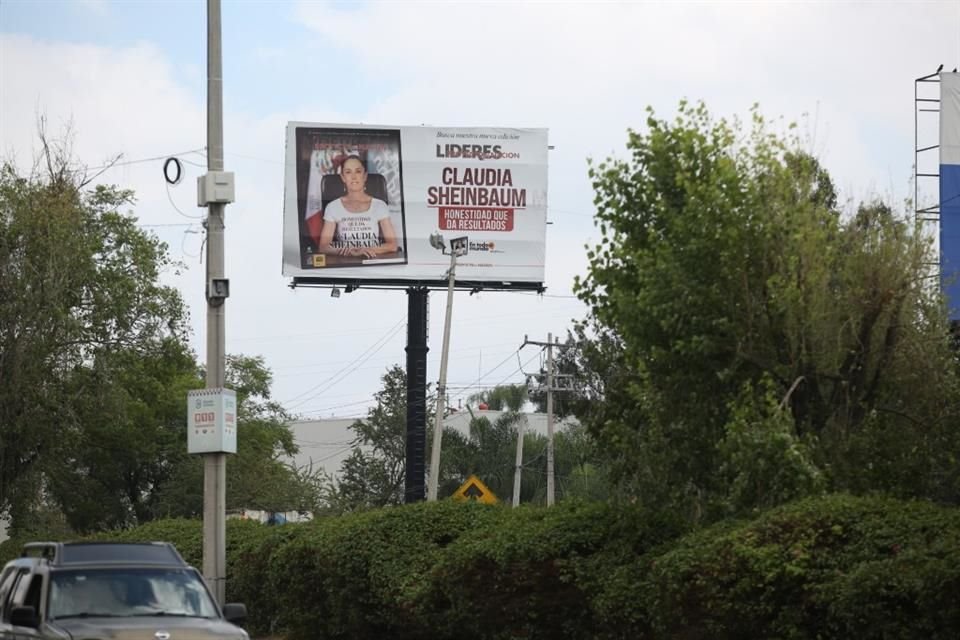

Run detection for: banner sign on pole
[[187, 388, 237, 454]]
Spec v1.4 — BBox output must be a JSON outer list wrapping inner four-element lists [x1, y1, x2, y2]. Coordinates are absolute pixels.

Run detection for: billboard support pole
[[405, 287, 429, 502]]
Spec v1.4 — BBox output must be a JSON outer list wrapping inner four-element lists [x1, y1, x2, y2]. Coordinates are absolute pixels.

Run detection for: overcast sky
[[2, 0, 959, 421]]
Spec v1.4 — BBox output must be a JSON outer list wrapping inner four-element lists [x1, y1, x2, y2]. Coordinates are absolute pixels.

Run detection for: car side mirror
[[11, 605, 39, 628], [222, 603, 247, 624]]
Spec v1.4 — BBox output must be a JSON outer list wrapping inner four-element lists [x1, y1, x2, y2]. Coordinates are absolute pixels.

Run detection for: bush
[[3, 495, 959, 639], [422, 500, 644, 639], [271, 500, 501, 640], [640, 494, 960, 639]]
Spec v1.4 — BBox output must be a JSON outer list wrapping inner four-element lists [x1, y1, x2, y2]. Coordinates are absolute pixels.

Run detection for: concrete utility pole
[[512, 405, 525, 508], [519, 334, 563, 506], [545, 334, 555, 506], [201, 0, 232, 605]]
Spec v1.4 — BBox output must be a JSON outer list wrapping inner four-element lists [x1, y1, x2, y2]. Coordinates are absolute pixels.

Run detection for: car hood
[[49, 616, 246, 640]]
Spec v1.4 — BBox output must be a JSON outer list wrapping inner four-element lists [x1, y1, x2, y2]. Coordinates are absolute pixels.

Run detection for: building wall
[[287, 410, 580, 479]]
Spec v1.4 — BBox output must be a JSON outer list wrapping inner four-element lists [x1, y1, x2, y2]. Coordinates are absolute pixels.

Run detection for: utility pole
[[519, 333, 564, 506], [545, 333, 555, 506], [199, 0, 234, 605], [427, 234, 467, 501], [512, 396, 525, 508]]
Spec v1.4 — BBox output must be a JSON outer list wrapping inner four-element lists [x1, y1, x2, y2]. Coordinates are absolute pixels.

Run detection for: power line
[[298, 444, 356, 465], [283, 317, 406, 409], [82, 148, 207, 172], [165, 180, 204, 220], [140, 222, 198, 228], [296, 398, 378, 417], [447, 348, 521, 404], [499, 352, 543, 386]]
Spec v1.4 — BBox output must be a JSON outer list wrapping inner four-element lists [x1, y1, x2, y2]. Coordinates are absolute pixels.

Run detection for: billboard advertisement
[[282, 123, 548, 288], [941, 72, 960, 319]]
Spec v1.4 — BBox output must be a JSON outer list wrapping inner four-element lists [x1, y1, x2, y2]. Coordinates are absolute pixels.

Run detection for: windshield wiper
[[53, 612, 121, 620]]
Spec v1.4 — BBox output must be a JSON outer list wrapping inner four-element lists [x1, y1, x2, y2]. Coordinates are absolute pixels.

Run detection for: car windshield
[[49, 568, 219, 620]]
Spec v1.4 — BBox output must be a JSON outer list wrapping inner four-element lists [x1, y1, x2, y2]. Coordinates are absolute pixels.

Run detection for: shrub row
[[4, 495, 960, 639]]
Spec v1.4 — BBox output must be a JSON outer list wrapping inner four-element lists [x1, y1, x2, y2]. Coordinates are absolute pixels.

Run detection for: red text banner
[[439, 207, 514, 232]]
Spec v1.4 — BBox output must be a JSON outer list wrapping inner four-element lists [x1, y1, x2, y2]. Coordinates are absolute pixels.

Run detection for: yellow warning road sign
[[453, 475, 498, 504]]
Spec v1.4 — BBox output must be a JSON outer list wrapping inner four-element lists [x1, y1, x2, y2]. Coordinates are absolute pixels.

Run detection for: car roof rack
[[21, 542, 58, 560], [20, 542, 187, 567]]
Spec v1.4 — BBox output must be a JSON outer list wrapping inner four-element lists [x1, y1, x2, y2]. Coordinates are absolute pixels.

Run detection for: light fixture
[[429, 232, 446, 252], [450, 236, 469, 257], [331, 286, 341, 299]]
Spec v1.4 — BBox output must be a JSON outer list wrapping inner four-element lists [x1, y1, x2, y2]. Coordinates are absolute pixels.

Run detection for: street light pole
[[427, 248, 457, 501], [426, 234, 467, 502]]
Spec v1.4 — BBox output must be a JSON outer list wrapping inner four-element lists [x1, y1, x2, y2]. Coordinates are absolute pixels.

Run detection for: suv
[[0, 541, 249, 639]]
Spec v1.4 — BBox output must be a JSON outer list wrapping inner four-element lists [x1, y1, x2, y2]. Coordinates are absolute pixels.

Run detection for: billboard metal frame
[[290, 277, 545, 293]]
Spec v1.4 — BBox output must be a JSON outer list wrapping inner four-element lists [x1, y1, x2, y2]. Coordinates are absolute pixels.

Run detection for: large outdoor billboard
[[282, 123, 548, 289], [941, 72, 960, 320]]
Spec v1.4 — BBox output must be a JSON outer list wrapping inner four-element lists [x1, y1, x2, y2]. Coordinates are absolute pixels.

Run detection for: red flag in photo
[[304, 150, 324, 247]]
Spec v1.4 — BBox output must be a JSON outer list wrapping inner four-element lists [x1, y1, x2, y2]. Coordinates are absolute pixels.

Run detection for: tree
[[467, 384, 528, 411], [438, 409, 611, 505], [575, 101, 960, 519], [323, 365, 413, 510], [438, 409, 523, 500], [0, 137, 188, 532], [0, 132, 313, 533], [151, 355, 311, 520], [321, 366, 608, 510], [46, 338, 200, 532]]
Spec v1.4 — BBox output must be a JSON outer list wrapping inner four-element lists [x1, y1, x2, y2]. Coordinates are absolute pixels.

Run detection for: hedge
[[3, 495, 959, 639]]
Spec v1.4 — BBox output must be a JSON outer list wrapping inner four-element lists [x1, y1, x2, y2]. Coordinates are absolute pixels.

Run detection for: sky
[[2, 0, 959, 423]]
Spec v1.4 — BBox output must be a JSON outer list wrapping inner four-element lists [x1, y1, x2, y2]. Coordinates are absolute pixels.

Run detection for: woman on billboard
[[316, 155, 398, 258]]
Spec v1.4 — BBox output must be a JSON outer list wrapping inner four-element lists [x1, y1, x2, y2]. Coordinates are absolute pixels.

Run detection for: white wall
[[287, 410, 580, 478]]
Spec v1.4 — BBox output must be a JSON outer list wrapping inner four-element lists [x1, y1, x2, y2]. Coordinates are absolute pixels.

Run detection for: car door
[[0, 568, 19, 640], [0, 569, 28, 640], [3, 571, 42, 640]]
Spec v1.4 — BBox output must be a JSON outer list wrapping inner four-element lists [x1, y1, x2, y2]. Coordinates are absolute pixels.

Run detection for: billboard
[[282, 123, 548, 289], [941, 72, 960, 319]]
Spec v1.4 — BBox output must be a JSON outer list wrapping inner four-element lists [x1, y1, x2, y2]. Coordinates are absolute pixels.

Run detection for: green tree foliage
[[0, 136, 311, 533], [323, 365, 412, 510], [47, 339, 199, 532], [152, 355, 310, 520], [438, 409, 525, 500], [439, 410, 611, 505], [467, 384, 528, 411], [322, 367, 607, 509], [574, 101, 960, 518], [0, 141, 188, 531]]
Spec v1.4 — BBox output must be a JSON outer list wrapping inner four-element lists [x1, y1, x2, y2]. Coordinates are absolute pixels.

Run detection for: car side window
[[0, 568, 17, 617], [2, 570, 29, 622], [23, 575, 42, 611]]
